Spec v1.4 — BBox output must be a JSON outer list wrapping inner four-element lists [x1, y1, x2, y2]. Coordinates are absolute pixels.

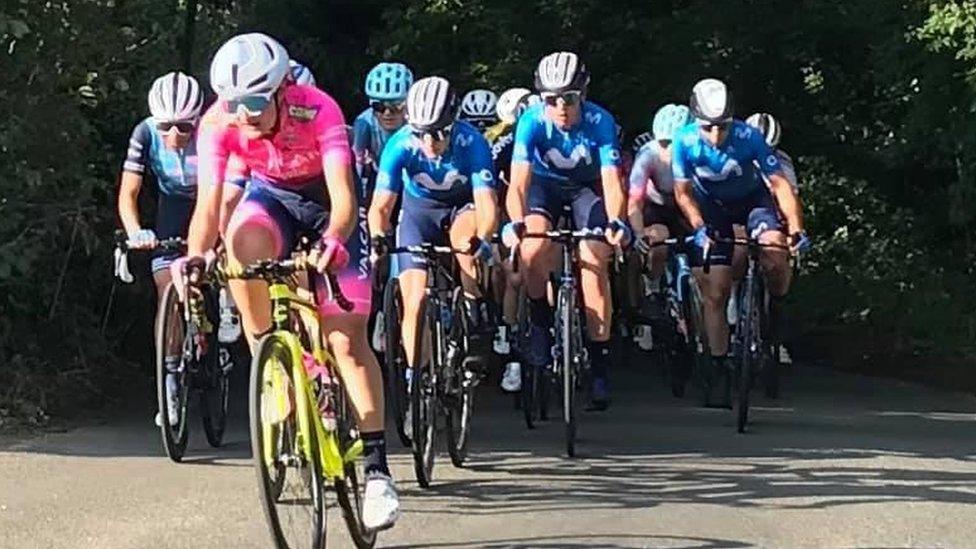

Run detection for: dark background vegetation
[[2, 0, 975, 424]]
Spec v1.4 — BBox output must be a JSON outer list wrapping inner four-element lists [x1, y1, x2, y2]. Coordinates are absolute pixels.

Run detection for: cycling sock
[[361, 430, 391, 478], [589, 340, 611, 379], [529, 297, 553, 330]]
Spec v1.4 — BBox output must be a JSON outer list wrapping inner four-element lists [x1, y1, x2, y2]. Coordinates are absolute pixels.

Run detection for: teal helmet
[[365, 62, 414, 102], [651, 103, 692, 141]]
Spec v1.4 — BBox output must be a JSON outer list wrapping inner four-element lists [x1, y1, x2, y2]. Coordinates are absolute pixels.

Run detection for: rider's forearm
[[601, 167, 627, 221], [674, 180, 705, 229], [118, 172, 144, 236], [506, 162, 531, 223], [187, 183, 222, 257], [323, 160, 357, 241], [627, 197, 644, 233], [474, 189, 499, 241], [367, 191, 396, 238], [770, 174, 804, 234]]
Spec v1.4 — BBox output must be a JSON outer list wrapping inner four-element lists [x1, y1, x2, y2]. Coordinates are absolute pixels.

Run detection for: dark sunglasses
[[224, 94, 272, 116], [541, 90, 583, 107], [698, 120, 732, 132], [156, 121, 196, 134], [411, 123, 453, 142], [370, 100, 406, 114]]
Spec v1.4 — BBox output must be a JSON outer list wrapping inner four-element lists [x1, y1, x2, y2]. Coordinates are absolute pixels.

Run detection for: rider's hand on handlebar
[[692, 225, 714, 250], [606, 219, 633, 248], [470, 236, 494, 265], [315, 235, 350, 275], [634, 235, 653, 255], [128, 228, 157, 250], [790, 231, 811, 255], [501, 221, 525, 248]]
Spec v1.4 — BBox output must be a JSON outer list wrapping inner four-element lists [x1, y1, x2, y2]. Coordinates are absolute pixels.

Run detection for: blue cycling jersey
[[511, 101, 621, 186], [123, 117, 198, 199], [351, 108, 395, 168], [375, 120, 495, 203], [671, 120, 782, 203]]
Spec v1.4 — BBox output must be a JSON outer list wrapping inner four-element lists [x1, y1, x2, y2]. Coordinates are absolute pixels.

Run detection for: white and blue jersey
[[123, 117, 198, 199], [511, 102, 621, 188], [376, 120, 495, 205], [671, 120, 782, 203]]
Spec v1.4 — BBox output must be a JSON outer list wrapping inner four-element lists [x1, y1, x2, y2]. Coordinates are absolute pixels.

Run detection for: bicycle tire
[[683, 276, 713, 407], [382, 280, 410, 447], [557, 285, 577, 458], [445, 288, 473, 468], [250, 333, 326, 549], [333, 383, 377, 549], [200, 288, 229, 448], [155, 282, 190, 462], [735, 278, 755, 434], [410, 300, 437, 488]]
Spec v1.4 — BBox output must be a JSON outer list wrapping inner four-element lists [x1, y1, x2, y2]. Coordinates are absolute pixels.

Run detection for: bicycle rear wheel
[[333, 382, 377, 549], [410, 300, 437, 488], [382, 280, 410, 447], [250, 334, 326, 549], [557, 285, 578, 458], [155, 282, 190, 462], [445, 288, 474, 468]]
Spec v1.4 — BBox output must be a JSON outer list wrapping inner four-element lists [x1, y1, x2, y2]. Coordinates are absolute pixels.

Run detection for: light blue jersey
[[511, 101, 621, 187], [351, 108, 395, 167], [375, 120, 495, 204], [122, 117, 198, 199], [671, 120, 782, 202]]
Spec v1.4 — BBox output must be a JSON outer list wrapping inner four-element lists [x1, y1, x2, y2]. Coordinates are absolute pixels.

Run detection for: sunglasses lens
[[226, 95, 271, 115], [371, 101, 404, 114]]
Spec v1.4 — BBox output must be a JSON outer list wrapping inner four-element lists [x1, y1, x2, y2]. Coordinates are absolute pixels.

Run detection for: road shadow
[[384, 533, 751, 549]]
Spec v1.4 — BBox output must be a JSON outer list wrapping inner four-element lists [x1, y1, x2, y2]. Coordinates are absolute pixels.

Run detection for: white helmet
[[209, 33, 290, 102], [459, 89, 498, 120], [690, 78, 734, 123], [406, 76, 458, 131], [746, 112, 782, 147], [289, 59, 316, 87], [495, 87, 532, 124], [535, 51, 589, 93], [148, 71, 203, 123]]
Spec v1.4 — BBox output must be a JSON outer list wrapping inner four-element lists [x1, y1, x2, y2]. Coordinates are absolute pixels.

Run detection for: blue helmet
[[289, 59, 316, 87], [651, 103, 692, 141], [365, 62, 414, 101]]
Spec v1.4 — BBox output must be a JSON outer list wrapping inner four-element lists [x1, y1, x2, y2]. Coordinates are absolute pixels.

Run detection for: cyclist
[[289, 59, 317, 87], [631, 131, 654, 154], [119, 71, 223, 426], [626, 104, 694, 349], [458, 88, 498, 132], [671, 78, 809, 407], [367, 76, 499, 378], [185, 33, 398, 530], [485, 86, 534, 392], [502, 51, 631, 410]]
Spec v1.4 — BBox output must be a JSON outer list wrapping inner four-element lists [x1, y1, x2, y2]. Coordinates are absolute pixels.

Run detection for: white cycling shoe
[[493, 325, 511, 355], [500, 362, 521, 392], [372, 311, 386, 352], [362, 474, 400, 532], [154, 373, 180, 427]]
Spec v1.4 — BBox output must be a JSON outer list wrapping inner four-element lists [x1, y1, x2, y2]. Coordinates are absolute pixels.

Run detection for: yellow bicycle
[[226, 251, 375, 549]]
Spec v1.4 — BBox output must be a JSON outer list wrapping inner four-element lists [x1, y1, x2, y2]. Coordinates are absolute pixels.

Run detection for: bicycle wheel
[[200, 288, 229, 448], [250, 334, 326, 549], [382, 280, 410, 447], [557, 285, 577, 458], [445, 288, 473, 468], [155, 282, 190, 462], [333, 383, 377, 549], [735, 278, 756, 434], [683, 276, 713, 407], [410, 300, 437, 488]]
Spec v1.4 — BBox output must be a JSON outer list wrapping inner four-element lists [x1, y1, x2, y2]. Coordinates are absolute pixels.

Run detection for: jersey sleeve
[[671, 132, 693, 182], [122, 121, 152, 175], [628, 147, 653, 203], [196, 115, 231, 191], [595, 110, 622, 168], [778, 151, 798, 191], [375, 135, 406, 195], [751, 130, 782, 177], [351, 114, 371, 163], [469, 133, 496, 191], [314, 95, 354, 168], [511, 115, 536, 165]]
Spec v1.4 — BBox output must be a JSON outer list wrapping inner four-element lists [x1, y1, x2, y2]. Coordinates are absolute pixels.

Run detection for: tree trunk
[[181, 0, 199, 72]]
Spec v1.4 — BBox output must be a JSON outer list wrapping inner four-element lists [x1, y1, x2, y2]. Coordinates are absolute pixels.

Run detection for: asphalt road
[[2, 354, 976, 549]]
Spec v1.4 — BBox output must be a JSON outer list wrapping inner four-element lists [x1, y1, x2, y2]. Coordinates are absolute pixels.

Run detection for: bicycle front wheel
[[683, 276, 713, 407], [200, 286, 229, 448], [445, 288, 473, 468], [250, 333, 326, 549], [155, 281, 190, 462], [382, 279, 410, 447], [410, 300, 437, 488], [557, 285, 577, 458]]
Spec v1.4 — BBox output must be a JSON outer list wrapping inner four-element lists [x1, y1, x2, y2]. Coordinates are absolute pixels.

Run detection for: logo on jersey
[[607, 149, 621, 162], [765, 154, 778, 167], [694, 159, 742, 181], [584, 111, 603, 125], [288, 105, 319, 122], [413, 170, 468, 191], [455, 133, 474, 148], [541, 143, 593, 170], [735, 125, 752, 140], [477, 169, 494, 184]]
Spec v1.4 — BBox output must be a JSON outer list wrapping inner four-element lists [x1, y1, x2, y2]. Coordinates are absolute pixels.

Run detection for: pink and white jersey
[[198, 84, 352, 189]]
